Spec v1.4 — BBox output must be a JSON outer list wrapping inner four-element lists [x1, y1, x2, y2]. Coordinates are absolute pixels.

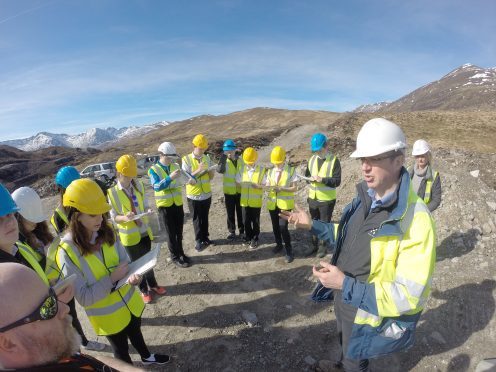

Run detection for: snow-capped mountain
[[353, 63, 496, 112], [353, 101, 390, 113], [1, 121, 169, 151]]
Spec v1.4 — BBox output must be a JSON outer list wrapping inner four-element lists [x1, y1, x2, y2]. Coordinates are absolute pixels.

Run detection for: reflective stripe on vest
[[16, 242, 49, 286], [266, 164, 295, 211], [240, 165, 265, 208], [308, 154, 337, 201], [57, 240, 145, 336], [107, 181, 153, 246], [183, 154, 212, 196], [355, 196, 434, 328], [223, 158, 242, 195], [45, 237, 62, 282], [51, 206, 69, 234], [149, 163, 183, 207], [423, 171, 438, 204]]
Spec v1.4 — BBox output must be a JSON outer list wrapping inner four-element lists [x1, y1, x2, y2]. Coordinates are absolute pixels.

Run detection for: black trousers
[[159, 204, 185, 260], [225, 193, 244, 234], [269, 208, 292, 254], [308, 199, 336, 223], [187, 197, 211, 242], [68, 298, 88, 345], [334, 291, 370, 371], [106, 314, 150, 364], [242, 206, 261, 241], [125, 235, 157, 294]]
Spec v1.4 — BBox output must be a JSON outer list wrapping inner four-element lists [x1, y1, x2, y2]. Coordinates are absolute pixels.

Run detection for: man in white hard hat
[[149, 142, 191, 268], [409, 139, 442, 212], [281, 118, 436, 371]]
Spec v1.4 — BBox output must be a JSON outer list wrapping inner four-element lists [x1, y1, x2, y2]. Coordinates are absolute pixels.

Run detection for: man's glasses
[[0, 288, 58, 333]]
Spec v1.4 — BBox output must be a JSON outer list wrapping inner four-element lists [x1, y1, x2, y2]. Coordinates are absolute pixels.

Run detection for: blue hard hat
[[223, 139, 236, 151], [55, 166, 81, 189], [311, 133, 327, 152], [0, 183, 19, 217]]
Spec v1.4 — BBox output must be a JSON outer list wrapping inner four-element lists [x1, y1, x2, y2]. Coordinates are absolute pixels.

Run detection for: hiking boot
[[227, 232, 236, 240], [141, 292, 152, 304], [272, 244, 283, 254], [151, 286, 167, 295], [81, 340, 106, 351], [285, 255, 294, 263], [141, 353, 171, 365], [249, 239, 258, 249]]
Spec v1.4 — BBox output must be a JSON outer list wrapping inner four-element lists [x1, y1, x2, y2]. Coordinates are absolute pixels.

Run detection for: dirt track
[[41, 130, 496, 372]]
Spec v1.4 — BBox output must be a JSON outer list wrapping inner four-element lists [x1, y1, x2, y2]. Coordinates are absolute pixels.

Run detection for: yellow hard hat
[[192, 134, 208, 149], [116, 154, 137, 177], [63, 178, 111, 215], [242, 147, 258, 165], [270, 146, 286, 165]]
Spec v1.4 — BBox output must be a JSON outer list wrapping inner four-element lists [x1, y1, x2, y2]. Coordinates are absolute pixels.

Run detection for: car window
[[101, 163, 113, 170]]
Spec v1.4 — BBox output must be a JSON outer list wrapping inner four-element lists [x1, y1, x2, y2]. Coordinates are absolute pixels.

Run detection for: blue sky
[[1, 0, 494, 140]]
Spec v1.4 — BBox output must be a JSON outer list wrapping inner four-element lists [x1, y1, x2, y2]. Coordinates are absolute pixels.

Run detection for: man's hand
[[279, 204, 312, 230], [312, 175, 322, 183], [127, 274, 142, 286], [170, 169, 180, 180], [110, 263, 129, 284], [312, 261, 345, 290], [124, 211, 135, 222]]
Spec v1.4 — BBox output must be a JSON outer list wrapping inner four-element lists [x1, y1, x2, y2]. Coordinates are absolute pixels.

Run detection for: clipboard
[[296, 174, 314, 182], [116, 243, 161, 289], [128, 211, 154, 221]]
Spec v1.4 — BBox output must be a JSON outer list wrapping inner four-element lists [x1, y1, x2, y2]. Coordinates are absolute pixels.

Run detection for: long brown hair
[[17, 214, 54, 250], [67, 207, 115, 256]]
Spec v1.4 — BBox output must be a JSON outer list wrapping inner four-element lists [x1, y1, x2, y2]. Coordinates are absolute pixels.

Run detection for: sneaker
[[82, 340, 106, 351], [172, 257, 189, 268], [151, 286, 167, 295], [141, 292, 152, 304], [181, 255, 192, 264], [141, 353, 171, 365], [272, 244, 283, 254], [249, 239, 258, 249], [285, 255, 294, 263], [203, 238, 215, 246], [195, 241, 204, 252], [227, 232, 236, 240], [242, 238, 250, 246]]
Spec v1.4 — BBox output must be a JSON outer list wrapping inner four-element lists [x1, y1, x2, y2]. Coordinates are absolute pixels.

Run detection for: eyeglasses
[[0, 288, 58, 333], [359, 152, 401, 164]]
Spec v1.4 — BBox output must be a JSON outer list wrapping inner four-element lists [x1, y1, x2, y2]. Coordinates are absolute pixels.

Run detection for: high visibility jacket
[[107, 181, 153, 246], [311, 168, 436, 360], [423, 171, 439, 204], [16, 242, 49, 286], [408, 166, 441, 212], [149, 163, 183, 207], [266, 164, 295, 211], [183, 153, 212, 196], [57, 240, 145, 336], [308, 154, 337, 201], [223, 158, 243, 195], [240, 165, 265, 208], [51, 206, 69, 234], [45, 237, 62, 282]]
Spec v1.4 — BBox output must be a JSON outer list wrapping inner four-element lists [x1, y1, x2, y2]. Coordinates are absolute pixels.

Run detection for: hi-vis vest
[[308, 154, 337, 201], [423, 171, 439, 204], [107, 181, 153, 246], [16, 242, 49, 286], [57, 240, 145, 336], [51, 206, 69, 234], [266, 164, 295, 211], [240, 165, 265, 208], [223, 158, 243, 195], [183, 153, 212, 196], [149, 163, 183, 208]]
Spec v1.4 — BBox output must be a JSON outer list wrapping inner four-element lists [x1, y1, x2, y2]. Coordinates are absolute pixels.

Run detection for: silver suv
[[80, 162, 116, 181], [137, 155, 160, 177]]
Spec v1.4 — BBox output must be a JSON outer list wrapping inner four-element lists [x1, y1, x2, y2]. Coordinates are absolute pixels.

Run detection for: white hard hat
[[11, 187, 47, 223], [157, 142, 178, 157], [412, 139, 431, 156], [350, 118, 407, 158]]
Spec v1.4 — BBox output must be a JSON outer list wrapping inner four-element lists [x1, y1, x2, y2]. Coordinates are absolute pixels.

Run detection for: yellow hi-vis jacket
[[107, 181, 153, 246], [423, 170, 439, 204], [182, 153, 212, 196], [57, 239, 145, 336], [308, 154, 337, 201], [311, 168, 436, 360], [51, 206, 69, 234], [223, 158, 243, 195], [266, 164, 295, 211], [16, 242, 49, 286], [240, 165, 265, 208], [149, 163, 183, 207]]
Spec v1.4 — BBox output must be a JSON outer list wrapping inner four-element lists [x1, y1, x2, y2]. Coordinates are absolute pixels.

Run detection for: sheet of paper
[[116, 243, 161, 289], [296, 174, 314, 182], [128, 211, 153, 221]]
